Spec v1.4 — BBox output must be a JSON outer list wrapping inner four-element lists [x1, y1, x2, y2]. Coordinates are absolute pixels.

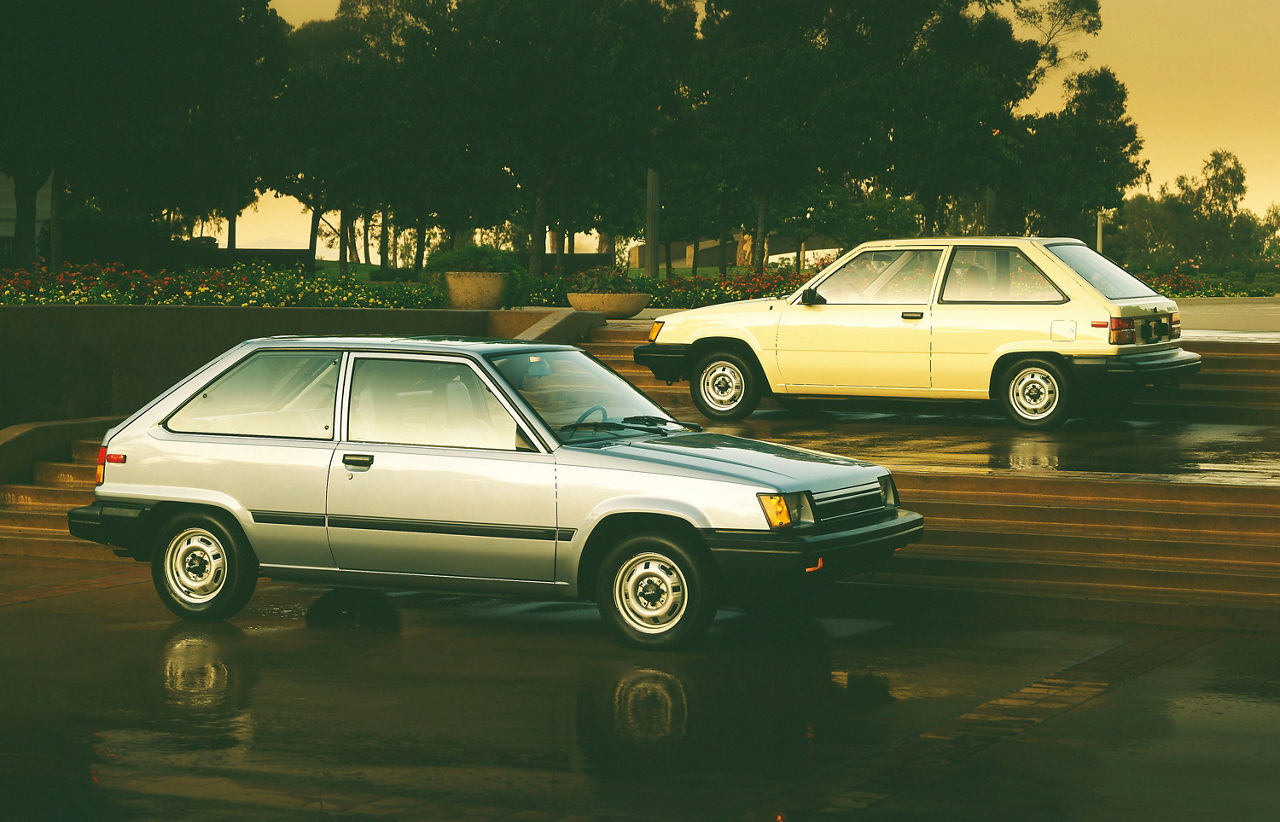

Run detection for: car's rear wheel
[[690, 351, 761, 420], [151, 512, 258, 621], [598, 533, 717, 649], [1000, 358, 1071, 429]]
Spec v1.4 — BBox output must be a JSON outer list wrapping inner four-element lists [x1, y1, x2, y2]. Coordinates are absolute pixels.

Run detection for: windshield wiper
[[560, 420, 668, 436], [621, 415, 703, 432]]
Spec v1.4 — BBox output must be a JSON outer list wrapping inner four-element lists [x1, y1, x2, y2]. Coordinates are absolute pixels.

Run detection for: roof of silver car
[[244, 335, 577, 355]]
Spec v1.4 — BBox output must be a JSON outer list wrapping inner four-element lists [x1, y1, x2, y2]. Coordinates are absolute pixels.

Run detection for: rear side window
[[940, 247, 1064, 303], [168, 350, 339, 439], [1047, 243, 1158, 300]]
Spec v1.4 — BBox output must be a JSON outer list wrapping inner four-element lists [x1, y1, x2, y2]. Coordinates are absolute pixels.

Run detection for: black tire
[[151, 511, 258, 621], [597, 532, 717, 649], [999, 358, 1071, 429], [690, 350, 761, 421]]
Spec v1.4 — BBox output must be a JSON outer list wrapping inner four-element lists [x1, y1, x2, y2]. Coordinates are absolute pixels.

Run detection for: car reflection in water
[[88, 591, 895, 819]]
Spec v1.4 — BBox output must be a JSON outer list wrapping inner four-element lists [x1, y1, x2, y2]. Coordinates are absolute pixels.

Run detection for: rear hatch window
[[1046, 243, 1158, 300]]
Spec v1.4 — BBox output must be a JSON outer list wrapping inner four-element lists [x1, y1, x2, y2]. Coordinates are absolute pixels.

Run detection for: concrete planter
[[445, 270, 507, 310], [566, 292, 652, 319]]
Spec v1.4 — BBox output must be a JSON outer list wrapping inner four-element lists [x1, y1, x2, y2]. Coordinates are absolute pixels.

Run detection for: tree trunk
[[646, 168, 661, 280], [390, 223, 399, 269], [379, 211, 389, 274], [528, 182, 549, 279], [49, 167, 62, 274], [308, 208, 321, 263], [227, 207, 238, 251], [596, 231, 615, 258], [664, 240, 674, 278], [413, 216, 427, 276], [795, 239, 805, 274], [751, 194, 768, 272], [339, 208, 349, 275], [717, 227, 728, 276], [362, 213, 371, 264], [11, 167, 49, 266], [690, 239, 699, 277], [566, 230, 575, 255]]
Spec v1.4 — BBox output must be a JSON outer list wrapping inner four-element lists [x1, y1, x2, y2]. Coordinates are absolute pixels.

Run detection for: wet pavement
[[702, 407, 1280, 487], [3, 557, 1280, 821]]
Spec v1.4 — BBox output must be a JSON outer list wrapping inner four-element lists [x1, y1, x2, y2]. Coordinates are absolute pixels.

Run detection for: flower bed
[[0, 261, 446, 308]]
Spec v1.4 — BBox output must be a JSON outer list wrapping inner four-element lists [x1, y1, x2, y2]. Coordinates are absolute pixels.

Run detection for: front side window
[[168, 350, 338, 439], [490, 349, 673, 442], [940, 247, 1064, 303], [814, 248, 942, 305], [347, 357, 524, 451]]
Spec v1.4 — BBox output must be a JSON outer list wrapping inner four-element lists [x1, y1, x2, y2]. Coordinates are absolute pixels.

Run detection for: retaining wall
[[0, 305, 601, 429]]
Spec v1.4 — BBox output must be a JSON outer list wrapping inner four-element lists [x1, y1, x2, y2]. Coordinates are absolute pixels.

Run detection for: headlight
[[878, 475, 898, 507], [757, 492, 815, 529]]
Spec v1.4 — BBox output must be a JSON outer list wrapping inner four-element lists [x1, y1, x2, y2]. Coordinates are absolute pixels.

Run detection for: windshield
[[489, 349, 678, 442], [1047, 243, 1158, 300]]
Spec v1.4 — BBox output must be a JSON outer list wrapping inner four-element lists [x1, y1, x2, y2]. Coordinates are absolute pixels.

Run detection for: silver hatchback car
[[70, 337, 922, 647]]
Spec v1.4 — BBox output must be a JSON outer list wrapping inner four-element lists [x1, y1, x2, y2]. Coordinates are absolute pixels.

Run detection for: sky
[[233, 0, 1280, 252]]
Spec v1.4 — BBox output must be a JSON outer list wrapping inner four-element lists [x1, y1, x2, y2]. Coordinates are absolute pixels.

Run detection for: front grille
[[812, 482, 883, 524]]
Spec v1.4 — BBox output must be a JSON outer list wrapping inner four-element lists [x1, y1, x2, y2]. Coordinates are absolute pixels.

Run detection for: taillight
[[1171, 312, 1181, 339], [96, 447, 125, 485], [1108, 317, 1135, 345]]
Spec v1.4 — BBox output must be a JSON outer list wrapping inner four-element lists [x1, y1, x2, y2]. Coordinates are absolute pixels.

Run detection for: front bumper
[[701, 508, 924, 587], [1064, 347, 1201, 385], [68, 500, 152, 558], [633, 343, 692, 382]]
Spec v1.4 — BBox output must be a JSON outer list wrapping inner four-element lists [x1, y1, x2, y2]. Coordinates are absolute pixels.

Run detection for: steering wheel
[[571, 405, 607, 426]]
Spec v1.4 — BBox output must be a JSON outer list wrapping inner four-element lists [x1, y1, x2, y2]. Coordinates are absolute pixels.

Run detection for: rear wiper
[[560, 420, 668, 436], [621, 415, 703, 432]]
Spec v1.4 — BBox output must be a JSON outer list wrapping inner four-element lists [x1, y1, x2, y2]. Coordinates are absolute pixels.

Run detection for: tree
[[1009, 67, 1146, 238]]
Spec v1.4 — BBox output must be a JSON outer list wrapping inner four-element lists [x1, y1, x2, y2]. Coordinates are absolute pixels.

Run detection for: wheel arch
[[575, 512, 715, 602], [131, 501, 254, 562], [688, 336, 769, 385], [988, 351, 1071, 399]]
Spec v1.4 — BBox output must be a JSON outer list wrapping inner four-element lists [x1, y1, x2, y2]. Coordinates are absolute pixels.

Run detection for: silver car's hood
[[562, 432, 886, 492]]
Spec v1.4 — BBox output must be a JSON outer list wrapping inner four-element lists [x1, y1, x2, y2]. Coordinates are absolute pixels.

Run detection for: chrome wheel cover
[[699, 360, 745, 412], [613, 552, 689, 635], [1008, 366, 1060, 420], [164, 527, 228, 605]]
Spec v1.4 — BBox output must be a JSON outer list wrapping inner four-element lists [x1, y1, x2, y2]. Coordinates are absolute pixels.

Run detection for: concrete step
[[0, 483, 95, 508], [72, 438, 103, 463], [907, 499, 1280, 542], [34, 461, 96, 487], [0, 526, 118, 562], [885, 551, 1280, 597], [917, 524, 1276, 564], [0, 506, 72, 532], [892, 470, 1280, 509], [589, 325, 652, 343]]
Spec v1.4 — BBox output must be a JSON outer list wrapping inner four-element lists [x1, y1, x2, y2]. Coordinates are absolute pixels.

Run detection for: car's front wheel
[[690, 350, 761, 420], [151, 512, 258, 621], [598, 533, 717, 649], [1000, 358, 1071, 429]]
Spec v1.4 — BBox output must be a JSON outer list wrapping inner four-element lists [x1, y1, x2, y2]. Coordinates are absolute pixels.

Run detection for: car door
[[930, 246, 1070, 393], [325, 353, 560, 581], [774, 247, 944, 390]]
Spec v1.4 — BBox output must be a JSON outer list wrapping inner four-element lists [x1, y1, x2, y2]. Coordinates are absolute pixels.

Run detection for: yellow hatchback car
[[634, 237, 1201, 428]]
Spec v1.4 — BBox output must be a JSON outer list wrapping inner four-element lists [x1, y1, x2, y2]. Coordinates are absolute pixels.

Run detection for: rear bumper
[[633, 343, 691, 382], [68, 500, 151, 557], [1064, 347, 1201, 385], [702, 508, 924, 587]]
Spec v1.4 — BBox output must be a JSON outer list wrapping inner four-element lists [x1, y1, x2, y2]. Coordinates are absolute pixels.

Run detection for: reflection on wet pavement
[[4, 568, 1280, 821], [705, 407, 1280, 485]]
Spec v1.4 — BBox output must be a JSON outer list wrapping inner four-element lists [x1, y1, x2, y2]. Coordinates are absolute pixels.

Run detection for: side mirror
[[800, 288, 827, 306]]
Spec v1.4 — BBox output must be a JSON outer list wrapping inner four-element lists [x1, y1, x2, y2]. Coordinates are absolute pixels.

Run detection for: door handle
[[342, 453, 374, 468], [901, 311, 924, 320]]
